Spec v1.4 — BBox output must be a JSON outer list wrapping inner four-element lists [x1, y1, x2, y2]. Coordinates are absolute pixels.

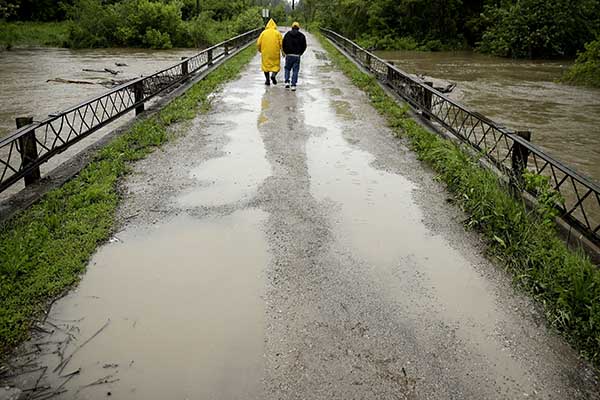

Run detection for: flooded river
[[376, 50, 600, 183], [0, 47, 197, 137], [0, 47, 198, 198]]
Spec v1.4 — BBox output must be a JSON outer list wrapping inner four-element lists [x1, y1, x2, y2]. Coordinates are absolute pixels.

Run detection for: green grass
[[0, 44, 256, 355], [316, 33, 600, 368], [0, 21, 70, 48]]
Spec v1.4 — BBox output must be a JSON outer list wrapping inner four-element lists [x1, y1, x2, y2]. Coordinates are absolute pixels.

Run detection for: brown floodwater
[[376, 50, 600, 184], [0, 47, 198, 199], [0, 47, 199, 138]]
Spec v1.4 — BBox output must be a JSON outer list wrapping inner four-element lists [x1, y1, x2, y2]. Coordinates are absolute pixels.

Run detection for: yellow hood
[[265, 19, 277, 30]]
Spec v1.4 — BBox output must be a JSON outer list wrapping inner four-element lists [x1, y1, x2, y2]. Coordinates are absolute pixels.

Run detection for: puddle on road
[[303, 86, 540, 394], [24, 210, 268, 400], [331, 100, 354, 120], [177, 88, 271, 208]]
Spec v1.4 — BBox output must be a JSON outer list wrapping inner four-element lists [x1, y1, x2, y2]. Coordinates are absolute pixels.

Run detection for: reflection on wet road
[[3, 33, 599, 400]]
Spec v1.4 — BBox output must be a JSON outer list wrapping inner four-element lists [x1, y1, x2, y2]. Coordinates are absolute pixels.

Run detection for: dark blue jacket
[[283, 29, 307, 56]]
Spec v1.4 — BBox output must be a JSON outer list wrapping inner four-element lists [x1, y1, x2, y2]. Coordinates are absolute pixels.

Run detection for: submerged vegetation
[[0, 44, 256, 354], [316, 32, 600, 367], [563, 38, 600, 88], [0, 20, 68, 47]]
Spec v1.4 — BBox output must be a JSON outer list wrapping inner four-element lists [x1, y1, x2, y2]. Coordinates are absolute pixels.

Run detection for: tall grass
[[316, 33, 600, 368], [0, 45, 256, 355], [0, 21, 69, 48]]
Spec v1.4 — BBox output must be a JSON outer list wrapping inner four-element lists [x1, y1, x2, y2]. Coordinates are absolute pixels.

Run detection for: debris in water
[[47, 78, 95, 85], [54, 319, 111, 375]]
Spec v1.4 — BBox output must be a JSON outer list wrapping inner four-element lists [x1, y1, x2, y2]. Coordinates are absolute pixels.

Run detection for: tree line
[[0, 0, 290, 48], [295, 0, 600, 59]]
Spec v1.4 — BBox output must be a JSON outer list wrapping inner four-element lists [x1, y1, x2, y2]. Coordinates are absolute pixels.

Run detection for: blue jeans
[[284, 55, 301, 86]]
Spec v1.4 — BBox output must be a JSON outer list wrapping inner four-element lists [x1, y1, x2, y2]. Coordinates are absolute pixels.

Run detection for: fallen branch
[[47, 78, 95, 85], [82, 68, 120, 75]]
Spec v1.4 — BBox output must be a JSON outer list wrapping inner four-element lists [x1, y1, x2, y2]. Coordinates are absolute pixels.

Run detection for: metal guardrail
[[321, 28, 600, 246], [0, 28, 261, 194]]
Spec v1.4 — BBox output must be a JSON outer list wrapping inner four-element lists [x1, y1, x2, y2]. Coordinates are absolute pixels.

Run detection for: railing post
[[511, 131, 532, 186], [207, 49, 213, 66], [386, 65, 394, 87], [423, 81, 433, 120], [224, 43, 229, 55], [16, 117, 41, 186], [181, 57, 189, 76], [134, 81, 145, 115], [366, 53, 372, 71]]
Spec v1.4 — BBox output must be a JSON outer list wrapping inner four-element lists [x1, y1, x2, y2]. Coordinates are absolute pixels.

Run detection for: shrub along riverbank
[[0, 0, 282, 49], [0, 44, 256, 355], [315, 33, 600, 368], [0, 21, 69, 48], [563, 38, 600, 88]]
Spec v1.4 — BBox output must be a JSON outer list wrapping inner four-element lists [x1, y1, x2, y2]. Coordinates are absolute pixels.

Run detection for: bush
[[143, 28, 172, 49], [478, 0, 598, 58], [563, 38, 600, 87], [66, 0, 188, 49], [231, 6, 262, 35]]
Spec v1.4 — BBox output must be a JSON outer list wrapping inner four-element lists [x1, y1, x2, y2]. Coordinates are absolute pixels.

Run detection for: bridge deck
[[6, 32, 599, 399]]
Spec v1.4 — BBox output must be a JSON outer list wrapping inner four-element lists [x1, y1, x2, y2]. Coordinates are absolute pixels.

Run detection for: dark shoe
[[265, 80, 270, 86], [271, 75, 277, 85]]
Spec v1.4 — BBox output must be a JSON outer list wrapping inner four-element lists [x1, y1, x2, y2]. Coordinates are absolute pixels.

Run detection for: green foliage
[[64, 0, 264, 49], [478, 0, 599, 58], [0, 20, 68, 47], [317, 32, 600, 367], [0, 44, 256, 354], [298, 0, 599, 58], [66, 0, 187, 49], [563, 38, 600, 87]]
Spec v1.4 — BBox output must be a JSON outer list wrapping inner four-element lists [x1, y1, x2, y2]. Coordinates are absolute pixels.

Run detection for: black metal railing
[[0, 28, 261, 194], [321, 28, 600, 246]]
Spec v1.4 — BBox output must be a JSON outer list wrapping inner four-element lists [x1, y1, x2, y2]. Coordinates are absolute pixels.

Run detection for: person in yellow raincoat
[[257, 19, 283, 86]]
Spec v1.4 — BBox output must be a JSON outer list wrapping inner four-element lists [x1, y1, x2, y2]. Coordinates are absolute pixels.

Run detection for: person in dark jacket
[[282, 22, 307, 91]]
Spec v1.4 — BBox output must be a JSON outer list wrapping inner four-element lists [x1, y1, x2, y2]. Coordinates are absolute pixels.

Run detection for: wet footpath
[[4, 32, 600, 400]]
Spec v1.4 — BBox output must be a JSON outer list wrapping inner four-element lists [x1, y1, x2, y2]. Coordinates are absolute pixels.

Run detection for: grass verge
[[0, 21, 70, 48], [0, 44, 256, 355], [316, 32, 600, 368]]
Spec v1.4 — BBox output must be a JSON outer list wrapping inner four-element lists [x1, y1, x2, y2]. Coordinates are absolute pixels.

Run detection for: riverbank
[[563, 39, 600, 88], [0, 21, 69, 49], [0, 45, 256, 355], [316, 32, 600, 369]]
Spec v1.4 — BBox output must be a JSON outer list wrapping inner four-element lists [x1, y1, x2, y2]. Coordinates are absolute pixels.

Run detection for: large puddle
[[376, 50, 600, 183], [11, 210, 268, 399], [304, 85, 546, 396], [178, 90, 271, 208]]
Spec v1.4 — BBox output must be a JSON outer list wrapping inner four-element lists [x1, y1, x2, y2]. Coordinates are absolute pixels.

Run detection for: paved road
[[4, 32, 599, 400]]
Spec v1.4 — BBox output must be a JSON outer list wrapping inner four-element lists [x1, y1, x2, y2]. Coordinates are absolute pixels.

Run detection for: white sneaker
[[291, 85, 297, 91], [285, 82, 290, 89]]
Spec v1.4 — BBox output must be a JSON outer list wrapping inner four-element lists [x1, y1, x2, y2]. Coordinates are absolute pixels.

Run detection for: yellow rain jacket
[[257, 19, 283, 73]]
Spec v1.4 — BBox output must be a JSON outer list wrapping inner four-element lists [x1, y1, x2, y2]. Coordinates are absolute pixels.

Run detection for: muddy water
[[22, 210, 268, 399], [178, 98, 271, 208], [0, 47, 197, 138], [376, 50, 600, 183], [0, 47, 197, 200], [304, 85, 553, 397]]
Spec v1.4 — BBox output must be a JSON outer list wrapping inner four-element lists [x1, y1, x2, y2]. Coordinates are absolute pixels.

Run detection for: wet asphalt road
[[4, 32, 599, 399]]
